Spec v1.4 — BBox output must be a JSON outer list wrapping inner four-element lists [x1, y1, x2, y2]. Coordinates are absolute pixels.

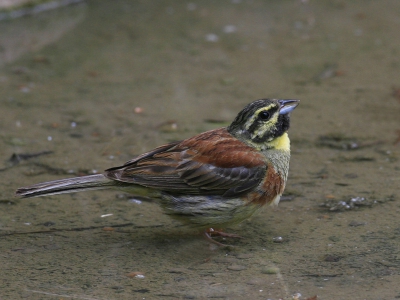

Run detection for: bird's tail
[[16, 174, 113, 198]]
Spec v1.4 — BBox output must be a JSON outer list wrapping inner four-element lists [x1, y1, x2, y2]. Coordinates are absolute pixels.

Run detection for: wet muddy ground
[[1, 1, 400, 299]]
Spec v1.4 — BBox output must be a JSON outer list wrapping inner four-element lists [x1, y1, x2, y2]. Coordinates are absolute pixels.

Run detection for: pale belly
[[160, 193, 281, 229]]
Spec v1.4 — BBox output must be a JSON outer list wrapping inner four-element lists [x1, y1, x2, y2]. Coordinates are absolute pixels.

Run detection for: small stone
[[205, 33, 219, 42], [323, 254, 341, 262], [111, 286, 124, 292], [292, 292, 302, 300], [126, 272, 144, 278], [223, 25, 237, 33], [272, 236, 284, 243], [102, 227, 115, 231], [328, 236, 340, 242], [227, 264, 246, 271], [134, 107, 143, 114], [42, 221, 55, 227], [349, 220, 366, 227]]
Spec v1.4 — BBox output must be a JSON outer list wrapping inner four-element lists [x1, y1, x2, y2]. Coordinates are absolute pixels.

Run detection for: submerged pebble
[[227, 264, 246, 271], [321, 195, 395, 212], [126, 271, 145, 278], [272, 236, 284, 243], [205, 33, 219, 42]]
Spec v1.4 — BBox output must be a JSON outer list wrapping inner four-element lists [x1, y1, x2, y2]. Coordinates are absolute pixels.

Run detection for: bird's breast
[[244, 156, 288, 207], [248, 171, 284, 206]]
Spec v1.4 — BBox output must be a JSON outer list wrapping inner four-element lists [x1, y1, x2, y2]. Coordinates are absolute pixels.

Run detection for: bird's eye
[[258, 110, 270, 120]]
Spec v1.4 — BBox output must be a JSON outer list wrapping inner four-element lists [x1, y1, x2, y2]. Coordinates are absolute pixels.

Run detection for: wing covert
[[104, 128, 267, 197]]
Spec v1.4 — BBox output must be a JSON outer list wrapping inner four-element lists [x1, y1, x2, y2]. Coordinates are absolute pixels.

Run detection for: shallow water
[[1, 1, 400, 299]]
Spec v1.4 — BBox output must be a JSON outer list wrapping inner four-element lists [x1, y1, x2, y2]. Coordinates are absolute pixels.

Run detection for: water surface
[[1, 1, 399, 299]]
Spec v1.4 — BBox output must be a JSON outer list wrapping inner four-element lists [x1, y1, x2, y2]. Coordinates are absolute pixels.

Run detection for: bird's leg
[[203, 228, 243, 247], [208, 228, 243, 238]]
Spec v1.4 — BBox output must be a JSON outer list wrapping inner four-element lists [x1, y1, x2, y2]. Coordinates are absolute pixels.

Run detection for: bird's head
[[227, 99, 299, 150]]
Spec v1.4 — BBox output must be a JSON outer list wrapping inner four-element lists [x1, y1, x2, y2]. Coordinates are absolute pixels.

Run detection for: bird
[[16, 99, 299, 243]]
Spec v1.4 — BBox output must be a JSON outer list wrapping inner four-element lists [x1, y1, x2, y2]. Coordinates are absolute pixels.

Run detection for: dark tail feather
[[16, 174, 113, 198]]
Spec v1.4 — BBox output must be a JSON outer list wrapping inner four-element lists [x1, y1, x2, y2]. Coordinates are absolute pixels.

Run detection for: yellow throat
[[266, 132, 290, 151]]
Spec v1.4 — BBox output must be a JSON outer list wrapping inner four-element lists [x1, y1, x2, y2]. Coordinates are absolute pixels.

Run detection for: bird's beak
[[279, 99, 300, 115]]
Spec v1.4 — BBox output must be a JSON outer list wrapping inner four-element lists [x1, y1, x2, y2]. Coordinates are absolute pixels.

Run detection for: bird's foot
[[203, 228, 243, 247]]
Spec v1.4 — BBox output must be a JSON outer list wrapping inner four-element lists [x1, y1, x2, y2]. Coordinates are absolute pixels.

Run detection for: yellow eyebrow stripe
[[244, 104, 276, 130]]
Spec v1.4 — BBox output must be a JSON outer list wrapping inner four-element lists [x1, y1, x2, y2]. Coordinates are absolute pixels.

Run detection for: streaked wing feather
[[105, 128, 267, 197], [222, 167, 266, 197], [181, 165, 266, 196], [106, 142, 180, 171]]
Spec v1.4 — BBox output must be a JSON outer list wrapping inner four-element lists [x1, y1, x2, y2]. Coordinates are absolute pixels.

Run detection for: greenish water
[[1, 1, 399, 299]]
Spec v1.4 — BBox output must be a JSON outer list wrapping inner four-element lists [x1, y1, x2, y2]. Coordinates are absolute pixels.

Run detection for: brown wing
[[105, 128, 267, 197]]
